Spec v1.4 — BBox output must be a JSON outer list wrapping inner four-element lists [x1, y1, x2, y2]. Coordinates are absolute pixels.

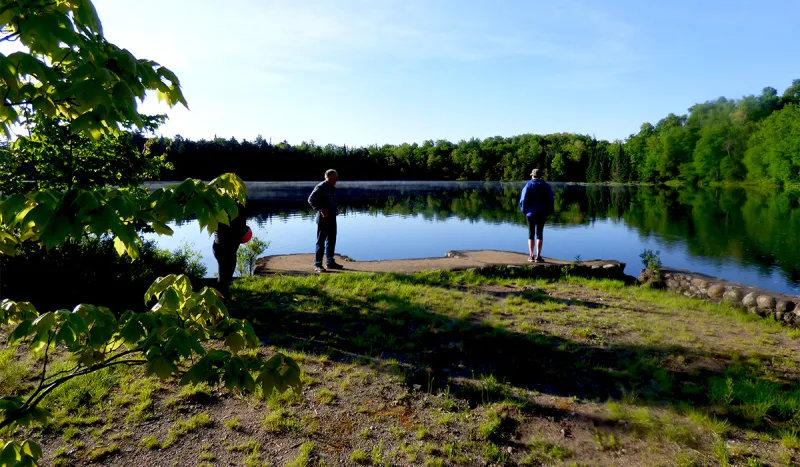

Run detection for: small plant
[[638, 249, 664, 287], [225, 416, 243, 431], [317, 388, 336, 405], [640, 249, 662, 270], [594, 429, 620, 452], [351, 448, 369, 464], [237, 236, 270, 277], [162, 413, 212, 448], [372, 440, 385, 465], [287, 441, 315, 467], [140, 435, 160, 450]]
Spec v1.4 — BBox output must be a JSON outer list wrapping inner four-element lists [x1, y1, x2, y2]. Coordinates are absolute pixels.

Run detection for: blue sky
[[94, 0, 800, 146]]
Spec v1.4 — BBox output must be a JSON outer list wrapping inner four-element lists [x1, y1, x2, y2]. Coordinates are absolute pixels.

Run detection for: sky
[[91, 0, 800, 147]]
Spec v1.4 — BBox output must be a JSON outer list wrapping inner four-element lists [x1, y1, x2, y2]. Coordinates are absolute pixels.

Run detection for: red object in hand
[[240, 226, 253, 244]]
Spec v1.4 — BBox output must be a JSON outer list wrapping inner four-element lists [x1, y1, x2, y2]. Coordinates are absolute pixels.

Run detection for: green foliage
[[0, 0, 186, 138], [744, 104, 800, 184], [0, 114, 170, 195], [0, 172, 247, 257], [0, 274, 300, 464], [236, 236, 269, 277], [639, 249, 662, 270], [1, 237, 206, 311], [159, 80, 798, 185]]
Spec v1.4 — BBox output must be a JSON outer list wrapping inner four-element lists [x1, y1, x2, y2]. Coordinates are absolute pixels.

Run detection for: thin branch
[[35, 329, 57, 394], [19, 359, 148, 422]]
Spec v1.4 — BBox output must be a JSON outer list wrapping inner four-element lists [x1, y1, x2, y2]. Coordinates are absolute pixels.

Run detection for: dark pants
[[526, 215, 546, 240], [315, 216, 337, 267], [213, 241, 239, 293]]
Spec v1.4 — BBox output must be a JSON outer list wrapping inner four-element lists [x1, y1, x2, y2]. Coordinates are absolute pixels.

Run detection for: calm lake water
[[144, 181, 800, 295]]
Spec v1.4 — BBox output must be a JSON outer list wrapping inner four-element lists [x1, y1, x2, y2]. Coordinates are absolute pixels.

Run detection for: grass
[[86, 443, 119, 462], [287, 441, 315, 467], [351, 448, 369, 464], [5, 270, 800, 466], [262, 407, 301, 433], [140, 435, 160, 450], [162, 412, 213, 448]]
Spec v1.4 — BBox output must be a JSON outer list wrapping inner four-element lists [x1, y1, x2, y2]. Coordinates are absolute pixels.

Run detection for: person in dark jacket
[[519, 168, 554, 263], [308, 169, 342, 273], [213, 202, 251, 294]]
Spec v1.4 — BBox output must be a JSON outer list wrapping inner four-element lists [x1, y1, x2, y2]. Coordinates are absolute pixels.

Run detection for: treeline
[[155, 79, 800, 184]]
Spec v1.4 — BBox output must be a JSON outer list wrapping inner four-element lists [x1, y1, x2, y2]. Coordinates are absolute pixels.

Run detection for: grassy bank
[[4, 271, 800, 466]]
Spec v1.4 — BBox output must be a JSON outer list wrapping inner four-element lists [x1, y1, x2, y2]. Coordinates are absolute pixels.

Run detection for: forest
[[148, 80, 800, 184]]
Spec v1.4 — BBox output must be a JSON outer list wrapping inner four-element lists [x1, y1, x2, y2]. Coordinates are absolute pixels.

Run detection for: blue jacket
[[519, 179, 554, 217]]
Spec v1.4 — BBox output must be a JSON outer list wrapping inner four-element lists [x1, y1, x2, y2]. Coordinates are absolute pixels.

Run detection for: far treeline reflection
[[192, 183, 798, 287]]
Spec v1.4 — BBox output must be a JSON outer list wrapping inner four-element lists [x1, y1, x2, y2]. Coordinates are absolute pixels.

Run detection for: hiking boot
[[326, 261, 343, 270], [535, 256, 544, 263], [314, 265, 325, 273]]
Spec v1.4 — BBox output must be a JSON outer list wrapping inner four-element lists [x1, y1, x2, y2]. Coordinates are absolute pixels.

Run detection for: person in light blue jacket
[[519, 168, 554, 262]]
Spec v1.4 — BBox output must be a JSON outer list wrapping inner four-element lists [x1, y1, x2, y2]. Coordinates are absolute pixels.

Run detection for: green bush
[[0, 236, 206, 311]]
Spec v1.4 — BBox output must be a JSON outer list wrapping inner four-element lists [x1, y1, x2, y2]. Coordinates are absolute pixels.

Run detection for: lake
[[144, 181, 800, 295]]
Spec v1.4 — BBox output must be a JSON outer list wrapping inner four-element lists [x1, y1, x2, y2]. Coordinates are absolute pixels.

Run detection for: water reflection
[[151, 182, 800, 294]]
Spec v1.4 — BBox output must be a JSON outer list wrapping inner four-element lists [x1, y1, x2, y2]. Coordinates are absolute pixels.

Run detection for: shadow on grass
[[228, 275, 800, 435]]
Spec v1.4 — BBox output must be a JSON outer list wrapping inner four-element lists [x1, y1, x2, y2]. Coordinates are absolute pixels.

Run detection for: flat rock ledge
[[255, 249, 630, 281], [663, 268, 800, 326]]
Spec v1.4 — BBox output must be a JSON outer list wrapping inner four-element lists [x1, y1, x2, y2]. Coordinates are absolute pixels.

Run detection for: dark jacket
[[308, 181, 337, 212], [519, 179, 554, 217], [214, 203, 248, 245]]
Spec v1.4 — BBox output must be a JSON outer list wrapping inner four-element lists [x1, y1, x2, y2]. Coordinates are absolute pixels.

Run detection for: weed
[[424, 458, 444, 467], [162, 412, 212, 448], [523, 439, 573, 463], [482, 442, 508, 463], [780, 428, 800, 449], [360, 428, 372, 440], [594, 429, 620, 452], [61, 426, 79, 441], [351, 448, 369, 464], [262, 408, 300, 433], [287, 441, 315, 467], [317, 388, 336, 405], [199, 450, 216, 461], [416, 426, 430, 440], [86, 443, 119, 462], [713, 438, 730, 467], [225, 416, 243, 431], [372, 440, 384, 465], [140, 435, 160, 450]]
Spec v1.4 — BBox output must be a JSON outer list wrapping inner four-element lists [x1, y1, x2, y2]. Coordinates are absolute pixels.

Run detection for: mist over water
[[145, 181, 800, 295]]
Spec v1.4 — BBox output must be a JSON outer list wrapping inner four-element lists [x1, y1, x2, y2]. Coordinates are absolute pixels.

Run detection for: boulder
[[723, 288, 744, 304], [783, 312, 795, 324], [742, 293, 758, 308], [757, 295, 776, 310], [775, 311, 785, 321], [707, 284, 726, 299], [603, 264, 616, 270], [747, 306, 759, 315], [666, 279, 680, 290], [691, 278, 708, 289], [775, 300, 794, 313]]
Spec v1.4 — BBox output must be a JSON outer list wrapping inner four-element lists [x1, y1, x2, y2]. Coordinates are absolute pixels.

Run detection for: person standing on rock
[[308, 169, 343, 273], [519, 168, 554, 263]]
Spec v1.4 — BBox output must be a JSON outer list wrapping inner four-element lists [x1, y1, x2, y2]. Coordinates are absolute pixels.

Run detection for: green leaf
[[224, 333, 246, 354], [144, 275, 178, 304], [21, 440, 42, 460], [147, 356, 178, 379]]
